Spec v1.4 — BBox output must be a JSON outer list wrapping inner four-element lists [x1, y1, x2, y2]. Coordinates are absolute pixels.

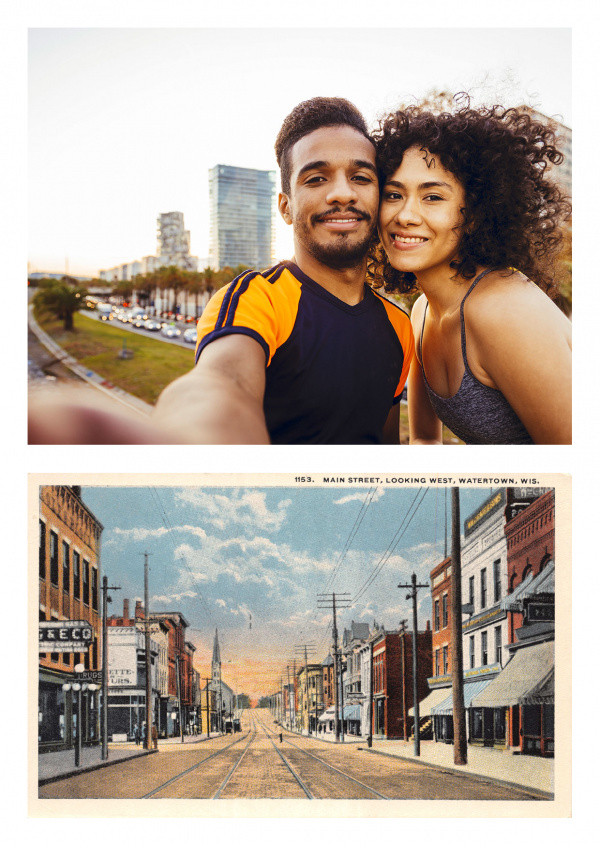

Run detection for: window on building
[[442, 594, 448, 628], [73, 551, 80, 599], [469, 576, 474, 606], [434, 599, 440, 631], [480, 568, 487, 609], [92, 567, 98, 611], [435, 649, 440, 676], [469, 635, 475, 669], [62, 541, 70, 593], [481, 630, 488, 665], [443, 645, 448, 674], [493, 559, 501, 603], [39, 520, 46, 579], [83, 559, 90, 606], [50, 531, 59, 586], [495, 626, 502, 664]]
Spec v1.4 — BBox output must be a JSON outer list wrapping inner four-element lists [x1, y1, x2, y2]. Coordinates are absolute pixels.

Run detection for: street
[[39, 710, 545, 801]]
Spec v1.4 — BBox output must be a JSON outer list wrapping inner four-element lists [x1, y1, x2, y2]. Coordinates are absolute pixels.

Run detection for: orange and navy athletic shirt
[[195, 260, 414, 444]]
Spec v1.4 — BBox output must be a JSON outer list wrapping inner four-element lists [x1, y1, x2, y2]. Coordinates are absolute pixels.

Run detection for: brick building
[[38, 485, 103, 753], [472, 490, 555, 757], [372, 624, 432, 740]]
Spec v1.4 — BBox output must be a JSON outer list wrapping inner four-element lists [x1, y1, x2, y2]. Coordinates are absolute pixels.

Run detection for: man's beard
[[295, 210, 376, 271]]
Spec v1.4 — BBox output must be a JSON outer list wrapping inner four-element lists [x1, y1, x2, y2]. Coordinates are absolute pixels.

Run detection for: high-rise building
[[209, 165, 276, 270]]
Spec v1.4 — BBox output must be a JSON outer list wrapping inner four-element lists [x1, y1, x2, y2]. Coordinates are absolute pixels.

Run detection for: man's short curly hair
[[367, 100, 572, 297], [275, 97, 371, 195]]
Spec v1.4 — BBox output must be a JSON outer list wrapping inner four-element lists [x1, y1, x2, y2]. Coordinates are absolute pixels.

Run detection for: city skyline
[[72, 480, 527, 701], [28, 27, 571, 277]]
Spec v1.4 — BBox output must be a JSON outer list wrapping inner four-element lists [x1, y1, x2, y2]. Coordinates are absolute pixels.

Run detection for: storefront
[[431, 676, 497, 745], [39, 669, 100, 753], [343, 703, 362, 736], [471, 639, 554, 757], [412, 686, 452, 743]]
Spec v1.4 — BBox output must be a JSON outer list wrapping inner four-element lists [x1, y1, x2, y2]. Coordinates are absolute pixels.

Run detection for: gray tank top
[[419, 270, 534, 445]]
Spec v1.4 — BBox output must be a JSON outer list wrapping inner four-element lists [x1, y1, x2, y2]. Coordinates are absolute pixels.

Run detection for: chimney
[[135, 600, 144, 619], [123, 599, 129, 620]]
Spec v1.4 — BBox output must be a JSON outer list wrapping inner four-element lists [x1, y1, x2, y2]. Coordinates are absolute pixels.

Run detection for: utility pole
[[101, 576, 120, 760], [203, 677, 211, 738], [451, 487, 468, 765], [399, 619, 408, 741], [294, 643, 315, 736], [175, 654, 184, 743], [317, 592, 350, 742], [141, 552, 152, 750], [286, 665, 292, 729], [398, 573, 429, 756]]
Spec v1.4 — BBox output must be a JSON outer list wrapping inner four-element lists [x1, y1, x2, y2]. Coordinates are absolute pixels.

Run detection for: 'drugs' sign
[[39, 620, 94, 652]]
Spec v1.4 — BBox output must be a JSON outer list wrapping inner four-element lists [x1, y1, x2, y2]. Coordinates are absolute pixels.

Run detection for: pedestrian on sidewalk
[[133, 723, 140, 745], [151, 723, 158, 749], [141, 722, 146, 746]]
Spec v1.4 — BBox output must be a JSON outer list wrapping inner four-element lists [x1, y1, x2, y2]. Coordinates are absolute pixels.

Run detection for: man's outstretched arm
[[152, 334, 269, 444], [28, 334, 270, 445]]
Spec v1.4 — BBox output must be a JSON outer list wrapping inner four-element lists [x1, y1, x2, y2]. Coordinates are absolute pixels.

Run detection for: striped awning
[[409, 686, 450, 717], [431, 678, 494, 716], [471, 640, 554, 708], [343, 704, 361, 720]]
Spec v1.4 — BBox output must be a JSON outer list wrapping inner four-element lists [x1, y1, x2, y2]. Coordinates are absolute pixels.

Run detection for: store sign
[[464, 490, 506, 537], [39, 620, 93, 652], [526, 602, 555, 622]]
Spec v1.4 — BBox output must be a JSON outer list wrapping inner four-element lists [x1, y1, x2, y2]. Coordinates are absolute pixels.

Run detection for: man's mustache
[[311, 206, 372, 225]]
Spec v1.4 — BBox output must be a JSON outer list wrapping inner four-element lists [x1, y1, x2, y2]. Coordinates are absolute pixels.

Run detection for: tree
[[33, 277, 88, 330]]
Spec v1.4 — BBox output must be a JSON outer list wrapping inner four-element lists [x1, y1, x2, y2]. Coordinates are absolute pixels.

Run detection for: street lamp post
[[62, 663, 98, 768]]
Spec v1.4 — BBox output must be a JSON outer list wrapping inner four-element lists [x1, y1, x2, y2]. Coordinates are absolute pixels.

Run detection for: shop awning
[[318, 706, 336, 722], [431, 678, 494, 716], [343, 704, 361, 720], [501, 561, 554, 612], [471, 640, 554, 708], [409, 686, 450, 717]]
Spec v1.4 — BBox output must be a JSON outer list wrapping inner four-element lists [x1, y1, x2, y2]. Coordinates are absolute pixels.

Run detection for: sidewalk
[[37, 732, 219, 785], [360, 738, 554, 797], [280, 727, 553, 797]]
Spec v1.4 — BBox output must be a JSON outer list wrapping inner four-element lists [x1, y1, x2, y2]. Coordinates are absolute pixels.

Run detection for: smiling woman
[[367, 100, 572, 445]]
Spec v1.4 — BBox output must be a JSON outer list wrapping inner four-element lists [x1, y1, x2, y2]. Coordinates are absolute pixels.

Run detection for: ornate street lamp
[[62, 663, 98, 767]]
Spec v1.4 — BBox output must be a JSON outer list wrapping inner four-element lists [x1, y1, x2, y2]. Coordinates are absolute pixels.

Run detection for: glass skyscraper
[[208, 165, 276, 270]]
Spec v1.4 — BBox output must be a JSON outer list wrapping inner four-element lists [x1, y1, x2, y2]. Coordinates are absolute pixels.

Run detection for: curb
[[38, 748, 158, 786], [357, 745, 553, 800], [28, 306, 153, 416]]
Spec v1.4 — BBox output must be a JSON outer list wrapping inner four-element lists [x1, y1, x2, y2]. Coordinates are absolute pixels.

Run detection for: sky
[[28, 26, 571, 278], [80, 480, 518, 701]]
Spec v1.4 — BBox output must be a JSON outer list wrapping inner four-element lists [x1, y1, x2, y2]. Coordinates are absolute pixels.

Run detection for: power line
[[352, 487, 429, 604]]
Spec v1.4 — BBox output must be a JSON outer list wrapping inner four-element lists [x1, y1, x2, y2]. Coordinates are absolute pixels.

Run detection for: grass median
[[37, 312, 195, 405]]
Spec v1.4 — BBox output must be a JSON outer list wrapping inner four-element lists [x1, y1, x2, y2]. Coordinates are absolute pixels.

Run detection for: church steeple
[[212, 628, 221, 686]]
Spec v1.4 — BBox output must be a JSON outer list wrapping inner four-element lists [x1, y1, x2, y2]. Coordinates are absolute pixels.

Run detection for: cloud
[[176, 488, 292, 532], [151, 590, 197, 604], [333, 486, 386, 507]]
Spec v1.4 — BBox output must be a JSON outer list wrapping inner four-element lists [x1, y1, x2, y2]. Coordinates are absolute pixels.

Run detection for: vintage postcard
[[29, 472, 570, 818]]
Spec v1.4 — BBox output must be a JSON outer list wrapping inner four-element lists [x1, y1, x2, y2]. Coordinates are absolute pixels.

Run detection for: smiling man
[[29, 98, 414, 445], [152, 97, 414, 444]]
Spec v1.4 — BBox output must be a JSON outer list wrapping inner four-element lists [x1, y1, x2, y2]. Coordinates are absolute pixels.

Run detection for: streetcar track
[[211, 728, 259, 799], [257, 718, 390, 800], [140, 730, 251, 799]]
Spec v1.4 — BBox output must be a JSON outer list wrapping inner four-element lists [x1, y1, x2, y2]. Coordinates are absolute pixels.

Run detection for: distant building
[[520, 106, 572, 195], [99, 211, 198, 283], [208, 165, 276, 270]]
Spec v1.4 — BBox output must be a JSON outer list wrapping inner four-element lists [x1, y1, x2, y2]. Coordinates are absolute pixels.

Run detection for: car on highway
[[98, 310, 115, 321], [131, 316, 147, 328], [144, 318, 162, 332], [183, 327, 197, 344], [161, 323, 181, 339]]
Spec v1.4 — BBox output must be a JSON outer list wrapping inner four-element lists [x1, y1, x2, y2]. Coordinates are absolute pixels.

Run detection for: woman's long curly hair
[[367, 99, 571, 297]]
